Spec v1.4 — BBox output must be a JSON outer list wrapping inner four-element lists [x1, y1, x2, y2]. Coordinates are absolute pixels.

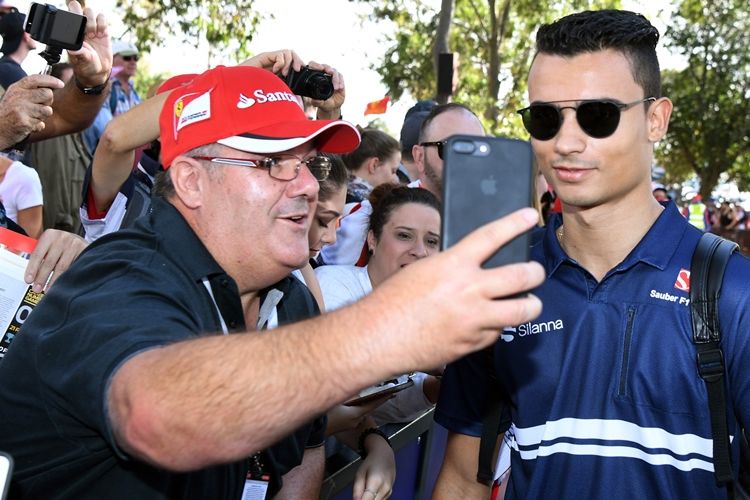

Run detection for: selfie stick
[[38, 45, 63, 75]]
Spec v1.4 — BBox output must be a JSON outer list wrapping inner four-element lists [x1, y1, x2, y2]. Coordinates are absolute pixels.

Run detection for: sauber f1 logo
[[674, 268, 691, 292]]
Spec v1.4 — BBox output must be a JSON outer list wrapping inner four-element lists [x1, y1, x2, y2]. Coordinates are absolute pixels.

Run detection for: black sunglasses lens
[[577, 101, 621, 138], [522, 105, 561, 141], [435, 142, 444, 159]]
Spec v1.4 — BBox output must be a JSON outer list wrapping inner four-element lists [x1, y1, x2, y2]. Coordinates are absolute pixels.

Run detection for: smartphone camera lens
[[452, 140, 475, 154]]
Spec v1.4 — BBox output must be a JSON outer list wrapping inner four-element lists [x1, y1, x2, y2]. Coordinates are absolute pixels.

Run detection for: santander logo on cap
[[236, 89, 301, 110], [237, 94, 255, 109]]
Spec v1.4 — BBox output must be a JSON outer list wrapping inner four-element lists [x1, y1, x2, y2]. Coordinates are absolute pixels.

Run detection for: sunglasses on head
[[419, 140, 446, 159], [121, 55, 139, 62], [517, 97, 656, 141]]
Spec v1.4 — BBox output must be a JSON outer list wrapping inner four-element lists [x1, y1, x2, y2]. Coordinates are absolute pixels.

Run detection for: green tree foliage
[[132, 61, 169, 99], [658, 0, 750, 198], [116, 0, 265, 62], [360, 0, 619, 136]]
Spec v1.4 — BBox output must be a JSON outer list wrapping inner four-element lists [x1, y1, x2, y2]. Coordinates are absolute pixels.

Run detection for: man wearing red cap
[[0, 64, 545, 499]]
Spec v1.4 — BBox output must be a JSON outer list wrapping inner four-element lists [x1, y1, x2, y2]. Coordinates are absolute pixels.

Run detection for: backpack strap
[[691, 232, 738, 486], [477, 344, 509, 485]]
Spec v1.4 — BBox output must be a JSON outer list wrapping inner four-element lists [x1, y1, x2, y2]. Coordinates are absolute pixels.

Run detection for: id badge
[[241, 478, 268, 500], [243, 452, 270, 500]]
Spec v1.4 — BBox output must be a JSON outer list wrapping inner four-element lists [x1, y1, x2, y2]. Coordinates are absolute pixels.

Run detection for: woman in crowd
[[343, 128, 401, 205], [292, 154, 398, 500], [315, 183, 443, 423], [0, 154, 43, 238]]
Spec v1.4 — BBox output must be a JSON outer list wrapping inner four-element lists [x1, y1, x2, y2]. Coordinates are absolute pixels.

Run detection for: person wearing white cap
[[109, 38, 140, 116], [82, 38, 141, 154]]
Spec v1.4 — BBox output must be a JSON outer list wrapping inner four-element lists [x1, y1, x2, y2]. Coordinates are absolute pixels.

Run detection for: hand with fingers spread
[[25, 229, 89, 292], [0, 75, 62, 148], [306, 61, 345, 119]]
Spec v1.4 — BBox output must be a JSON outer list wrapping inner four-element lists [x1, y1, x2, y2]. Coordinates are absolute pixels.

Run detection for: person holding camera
[[0, 1, 112, 151], [0, 2, 110, 292]]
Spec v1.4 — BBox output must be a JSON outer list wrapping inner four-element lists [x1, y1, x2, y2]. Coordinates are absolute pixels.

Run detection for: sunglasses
[[517, 97, 656, 141], [419, 140, 446, 159], [121, 55, 139, 62], [191, 153, 331, 181]]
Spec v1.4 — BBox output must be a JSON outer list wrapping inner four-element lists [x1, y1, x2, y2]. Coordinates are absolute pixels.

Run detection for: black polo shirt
[[0, 196, 323, 499]]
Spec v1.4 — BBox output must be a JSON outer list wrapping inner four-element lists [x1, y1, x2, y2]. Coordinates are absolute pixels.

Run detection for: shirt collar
[[539, 201, 689, 277], [149, 196, 226, 282]]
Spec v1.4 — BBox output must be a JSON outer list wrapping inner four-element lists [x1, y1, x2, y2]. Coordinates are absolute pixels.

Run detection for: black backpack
[[477, 232, 749, 497]]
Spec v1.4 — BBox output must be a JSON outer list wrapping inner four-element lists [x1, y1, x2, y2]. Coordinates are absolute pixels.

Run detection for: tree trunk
[[698, 163, 723, 202], [484, 0, 511, 129], [435, 0, 454, 104]]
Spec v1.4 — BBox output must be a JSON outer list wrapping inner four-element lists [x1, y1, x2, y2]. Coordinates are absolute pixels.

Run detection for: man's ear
[[412, 144, 425, 176], [169, 157, 204, 209], [647, 97, 673, 143]]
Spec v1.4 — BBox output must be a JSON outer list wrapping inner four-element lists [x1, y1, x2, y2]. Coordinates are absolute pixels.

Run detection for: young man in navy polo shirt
[[434, 9, 750, 499]]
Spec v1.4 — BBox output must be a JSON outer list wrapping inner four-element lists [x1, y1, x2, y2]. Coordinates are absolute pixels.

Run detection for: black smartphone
[[441, 134, 533, 268], [344, 374, 414, 406], [25, 3, 87, 51]]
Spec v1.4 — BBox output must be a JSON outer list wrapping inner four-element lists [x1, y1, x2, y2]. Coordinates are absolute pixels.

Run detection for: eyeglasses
[[419, 140, 446, 159], [191, 153, 331, 181], [121, 55, 139, 62], [517, 97, 656, 141]]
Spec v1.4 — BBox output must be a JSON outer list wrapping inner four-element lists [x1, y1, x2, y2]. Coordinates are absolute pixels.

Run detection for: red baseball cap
[[159, 65, 360, 168], [156, 73, 197, 95]]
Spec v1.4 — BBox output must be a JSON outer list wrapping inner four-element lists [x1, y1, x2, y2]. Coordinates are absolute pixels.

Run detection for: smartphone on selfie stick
[[441, 135, 534, 268], [25, 3, 87, 73]]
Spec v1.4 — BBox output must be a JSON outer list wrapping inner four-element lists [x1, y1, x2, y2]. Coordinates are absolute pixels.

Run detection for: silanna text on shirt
[[500, 319, 564, 342], [650, 289, 690, 306]]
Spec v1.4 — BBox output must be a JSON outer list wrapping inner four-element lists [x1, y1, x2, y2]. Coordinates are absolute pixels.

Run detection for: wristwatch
[[75, 77, 108, 95]]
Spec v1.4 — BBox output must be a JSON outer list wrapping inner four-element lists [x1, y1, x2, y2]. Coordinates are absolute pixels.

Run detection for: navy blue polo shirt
[[0, 196, 323, 499], [436, 202, 750, 499]]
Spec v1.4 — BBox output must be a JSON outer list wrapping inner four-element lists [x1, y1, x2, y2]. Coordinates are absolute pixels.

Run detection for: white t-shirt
[[315, 264, 433, 424], [314, 265, 373, 311], [0, 161, 43, 223]]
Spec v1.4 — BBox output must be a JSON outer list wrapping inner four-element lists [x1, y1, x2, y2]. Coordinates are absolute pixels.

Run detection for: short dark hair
[[418, 103, 480, 143], [152, 144, 220, 199], [368, 183, 441, 241], [535, 10, 662, 98], [317, 153, 348, 202], [342, 128, 400, 173]]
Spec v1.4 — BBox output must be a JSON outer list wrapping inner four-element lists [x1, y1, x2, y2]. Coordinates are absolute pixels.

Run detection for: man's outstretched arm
[[108, 208, 545, 471]]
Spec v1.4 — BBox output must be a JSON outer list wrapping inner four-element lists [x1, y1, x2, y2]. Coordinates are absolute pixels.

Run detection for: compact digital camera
[[282, 66, 334, 101]]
